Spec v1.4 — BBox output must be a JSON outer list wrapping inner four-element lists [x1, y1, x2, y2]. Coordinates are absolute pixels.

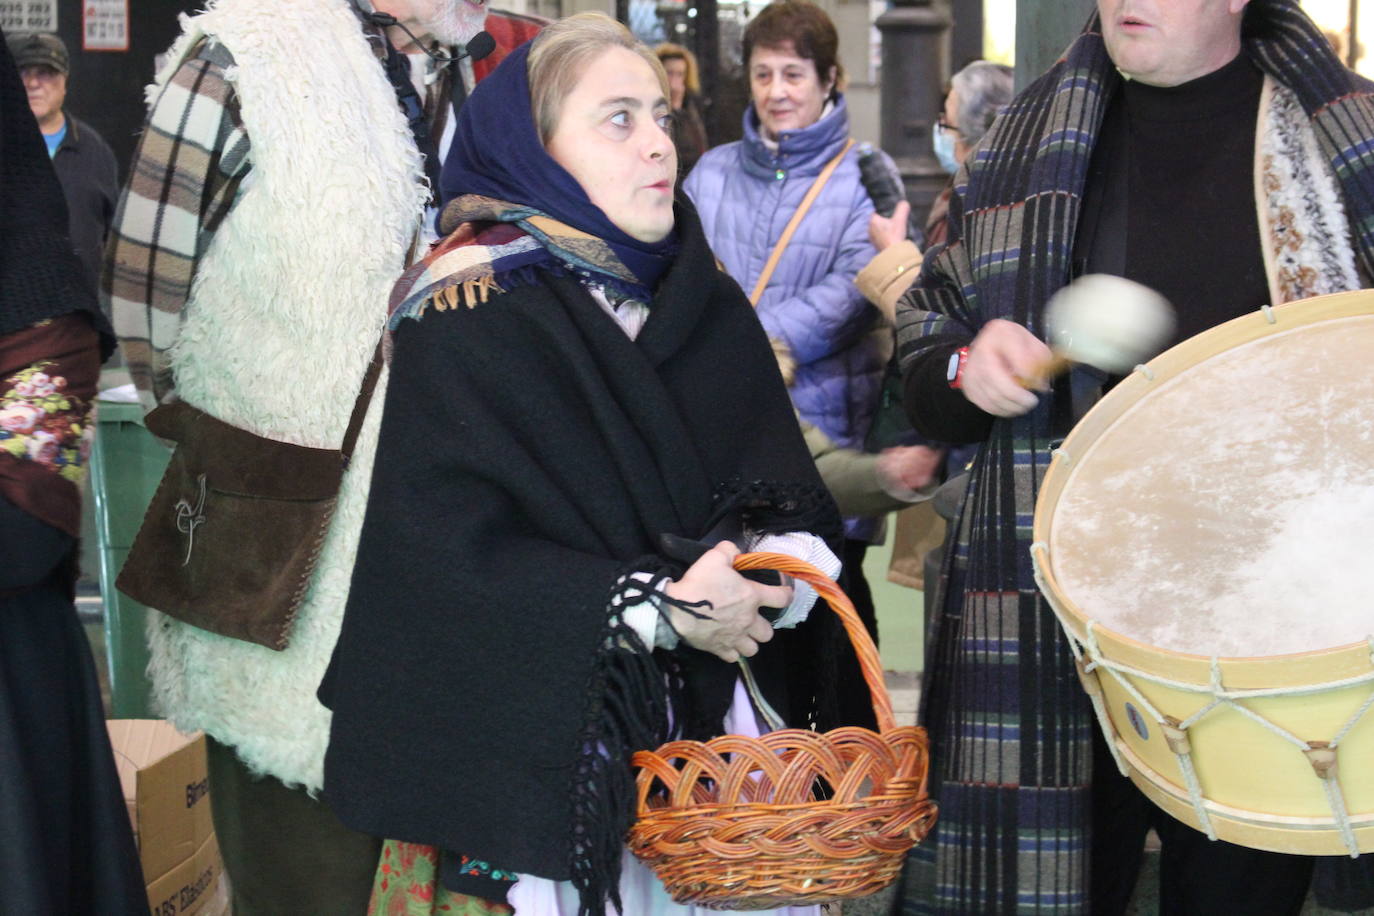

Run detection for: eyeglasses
[[936, 112, 962, 136]]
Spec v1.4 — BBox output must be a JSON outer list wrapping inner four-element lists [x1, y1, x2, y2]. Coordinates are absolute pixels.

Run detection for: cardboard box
[[107, 720, 225, 916]]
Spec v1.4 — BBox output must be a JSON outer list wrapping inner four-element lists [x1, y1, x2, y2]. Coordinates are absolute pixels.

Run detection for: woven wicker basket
[[629, 551, 936, 910]]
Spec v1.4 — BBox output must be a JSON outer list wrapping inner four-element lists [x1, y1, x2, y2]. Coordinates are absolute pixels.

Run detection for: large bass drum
[[1032, 289, 1374, 856]]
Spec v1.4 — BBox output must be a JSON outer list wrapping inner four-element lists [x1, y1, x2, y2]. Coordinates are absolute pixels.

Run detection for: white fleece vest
[[145, 0, 428, 790]]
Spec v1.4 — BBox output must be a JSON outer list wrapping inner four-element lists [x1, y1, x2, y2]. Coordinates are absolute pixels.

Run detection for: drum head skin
[[1047, 303, 1374, 657]]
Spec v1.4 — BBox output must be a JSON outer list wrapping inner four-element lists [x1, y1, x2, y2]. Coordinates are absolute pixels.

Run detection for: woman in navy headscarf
[[321, 14, 847, 915]]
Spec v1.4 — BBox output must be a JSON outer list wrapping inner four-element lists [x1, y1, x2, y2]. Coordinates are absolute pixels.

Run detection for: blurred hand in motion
[[876, 444, 944, 493], [962, 318, 1052, 417]]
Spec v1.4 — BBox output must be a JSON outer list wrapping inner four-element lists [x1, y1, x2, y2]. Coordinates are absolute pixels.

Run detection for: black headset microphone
[[361, 9, 497, 63]]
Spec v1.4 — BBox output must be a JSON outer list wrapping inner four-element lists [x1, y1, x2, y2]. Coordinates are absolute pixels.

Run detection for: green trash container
[[89, 397, 171, 718]]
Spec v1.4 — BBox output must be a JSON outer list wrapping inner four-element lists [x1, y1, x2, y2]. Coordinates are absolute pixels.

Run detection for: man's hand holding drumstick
[[961, 319, 1052, 417], [958, 275, 1176, 418]]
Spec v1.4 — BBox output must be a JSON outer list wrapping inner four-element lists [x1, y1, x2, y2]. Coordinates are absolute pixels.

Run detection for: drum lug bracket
[[1160, 716, 1191, 755], [1303, 741, 1339, 780], [1074, 656, 1102, 698]]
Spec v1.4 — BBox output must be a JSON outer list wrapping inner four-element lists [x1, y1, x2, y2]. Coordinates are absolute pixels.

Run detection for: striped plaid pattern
[[896, 2, 1374, 912], [103, 41, 248, 407], [389, 196, 655, 327]]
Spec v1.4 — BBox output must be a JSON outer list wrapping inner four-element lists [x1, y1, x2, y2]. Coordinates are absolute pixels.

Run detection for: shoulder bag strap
[[342, 339, 385, 467], [341, 224, 429, 465], [748, 137, 856, 306]]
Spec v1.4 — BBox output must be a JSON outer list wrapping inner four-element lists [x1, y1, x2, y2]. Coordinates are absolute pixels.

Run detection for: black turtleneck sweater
[[905, 53, 1269, 445], [1076, 51, 1269, 345]]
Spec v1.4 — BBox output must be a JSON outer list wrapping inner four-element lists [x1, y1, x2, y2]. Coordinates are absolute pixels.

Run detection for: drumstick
[[1019, 274, 1176, 387]]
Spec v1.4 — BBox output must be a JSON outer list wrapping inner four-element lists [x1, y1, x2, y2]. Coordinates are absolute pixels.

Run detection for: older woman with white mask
[[857, 61, 1014, 343], [321, 13, 844, 916], [685, 0, 898, 682], [868, 60, 1014, 267]]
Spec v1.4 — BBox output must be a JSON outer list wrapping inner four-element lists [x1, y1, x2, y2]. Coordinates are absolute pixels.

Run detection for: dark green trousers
[[206, 736, 381, 915]]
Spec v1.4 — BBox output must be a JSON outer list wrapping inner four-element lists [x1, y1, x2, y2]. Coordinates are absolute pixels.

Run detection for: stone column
[[695, 0, 723, 141], [1014, 0, 1093, 91], [949, 0, 984, 70], [875, 0, 953, 230]]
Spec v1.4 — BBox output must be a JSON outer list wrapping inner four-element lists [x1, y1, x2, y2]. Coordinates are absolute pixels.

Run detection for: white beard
[[420, 0, 487, 47]]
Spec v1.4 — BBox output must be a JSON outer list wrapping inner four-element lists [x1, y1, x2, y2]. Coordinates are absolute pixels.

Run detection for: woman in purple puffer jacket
[[684, 0, 894, 660]]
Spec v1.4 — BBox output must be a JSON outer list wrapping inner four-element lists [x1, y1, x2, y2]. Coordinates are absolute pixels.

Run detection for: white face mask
[[933, 126, 959, 175]]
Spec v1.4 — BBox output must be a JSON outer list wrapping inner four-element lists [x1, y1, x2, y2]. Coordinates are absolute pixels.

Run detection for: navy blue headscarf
[[439, 41, 678, 293]]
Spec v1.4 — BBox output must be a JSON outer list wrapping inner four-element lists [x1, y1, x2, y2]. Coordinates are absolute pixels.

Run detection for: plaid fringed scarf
[[895, 2, 1374, 911], [389, 194, 660, 327]]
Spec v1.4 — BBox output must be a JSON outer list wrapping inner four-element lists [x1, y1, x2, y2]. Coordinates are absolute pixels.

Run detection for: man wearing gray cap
[[7, 32, 118, 300]]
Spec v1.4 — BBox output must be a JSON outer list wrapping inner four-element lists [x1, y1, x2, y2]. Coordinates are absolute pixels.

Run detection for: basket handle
[[734, 551, 896, 733]]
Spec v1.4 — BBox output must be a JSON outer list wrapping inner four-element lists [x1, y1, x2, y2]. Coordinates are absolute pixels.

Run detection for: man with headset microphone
[[104, 0, 540, 912]]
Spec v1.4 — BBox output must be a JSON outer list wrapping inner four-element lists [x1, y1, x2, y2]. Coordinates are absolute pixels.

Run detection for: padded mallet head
[[1045, 274, 1176, 374]]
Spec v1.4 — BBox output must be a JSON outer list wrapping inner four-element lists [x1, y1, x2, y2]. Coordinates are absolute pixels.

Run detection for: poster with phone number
[[83, 0, 127, 52], [0, 0, 57, 33]]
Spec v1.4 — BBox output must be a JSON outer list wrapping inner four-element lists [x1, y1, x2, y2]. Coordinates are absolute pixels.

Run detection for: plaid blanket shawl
[[389, 195, 662, 328], [894, 2, 1374, 911]]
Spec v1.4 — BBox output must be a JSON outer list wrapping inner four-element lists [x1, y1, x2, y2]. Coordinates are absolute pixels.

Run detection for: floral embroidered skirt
[[369, 840, 513, 916]]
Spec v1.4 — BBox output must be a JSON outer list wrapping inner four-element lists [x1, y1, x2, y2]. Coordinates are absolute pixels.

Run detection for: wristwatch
[[947, 346, 970, 389]]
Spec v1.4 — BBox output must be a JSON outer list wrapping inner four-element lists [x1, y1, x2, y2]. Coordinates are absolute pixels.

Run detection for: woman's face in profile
[[749, 43, 832, 140], [546, 47, 678, 243]]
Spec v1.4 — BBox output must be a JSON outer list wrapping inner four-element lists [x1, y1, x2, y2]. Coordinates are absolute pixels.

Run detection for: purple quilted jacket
[[685, 97, 889, 535]]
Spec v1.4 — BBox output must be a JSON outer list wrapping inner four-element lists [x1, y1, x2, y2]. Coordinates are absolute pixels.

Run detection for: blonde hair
[[654, 41, 700, 96], [528, 12, 669, 145]]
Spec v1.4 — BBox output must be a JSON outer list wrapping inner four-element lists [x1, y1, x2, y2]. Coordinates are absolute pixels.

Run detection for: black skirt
[[0, 501, 146, 914]]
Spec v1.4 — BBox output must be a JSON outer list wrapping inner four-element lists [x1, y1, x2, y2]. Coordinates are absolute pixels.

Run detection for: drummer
[[893, 0, 1374, 913]]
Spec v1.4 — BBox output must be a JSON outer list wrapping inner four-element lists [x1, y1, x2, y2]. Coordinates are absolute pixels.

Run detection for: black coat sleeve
[[902, 340, 996, 444]]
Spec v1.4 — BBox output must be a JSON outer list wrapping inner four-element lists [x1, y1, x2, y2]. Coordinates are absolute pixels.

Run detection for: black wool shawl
[[321, 207, 840, 908]]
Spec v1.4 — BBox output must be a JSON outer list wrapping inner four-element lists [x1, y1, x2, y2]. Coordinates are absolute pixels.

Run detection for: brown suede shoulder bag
[[116, 346, 383, 651]]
